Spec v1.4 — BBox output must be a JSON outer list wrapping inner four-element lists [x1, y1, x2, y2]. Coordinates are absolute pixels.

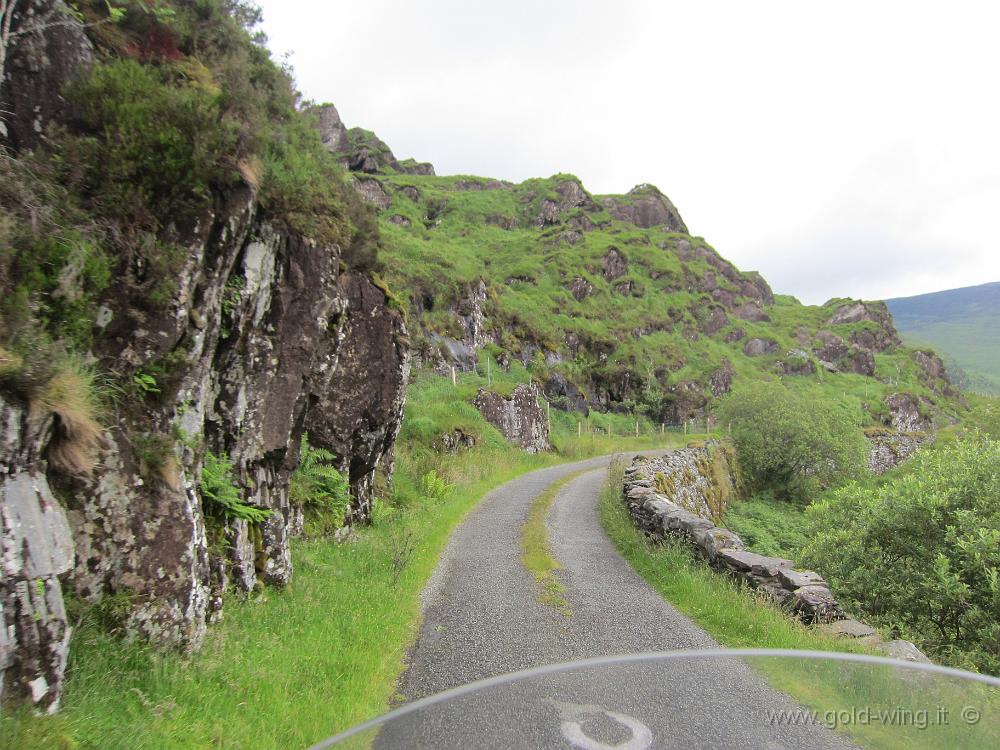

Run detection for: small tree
[[802, 436, 1000, 672], [717, 381, 866, 500]]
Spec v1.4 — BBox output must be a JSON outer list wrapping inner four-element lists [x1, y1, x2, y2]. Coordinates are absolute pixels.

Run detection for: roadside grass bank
[[1, 374, 679, 750], [599, 459, 1000, 749]]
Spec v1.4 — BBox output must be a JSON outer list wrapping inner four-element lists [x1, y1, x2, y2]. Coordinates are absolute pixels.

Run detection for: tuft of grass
[[0, 346, 23, 377], [29, 358, 104, 477], [520, 470, 584, 615]]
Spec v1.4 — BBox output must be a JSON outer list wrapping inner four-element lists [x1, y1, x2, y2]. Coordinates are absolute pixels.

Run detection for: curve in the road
[[388, 455, 854, 749]]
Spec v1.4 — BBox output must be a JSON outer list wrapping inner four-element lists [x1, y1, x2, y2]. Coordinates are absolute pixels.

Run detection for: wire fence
[[444, 360, 722, 438]]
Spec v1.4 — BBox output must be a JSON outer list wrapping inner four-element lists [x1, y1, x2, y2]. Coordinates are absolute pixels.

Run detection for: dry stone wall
[[622, 452, 930, 662]]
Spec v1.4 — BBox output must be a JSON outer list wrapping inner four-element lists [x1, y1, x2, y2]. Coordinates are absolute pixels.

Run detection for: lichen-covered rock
[[354, 178, 392, 209], [709, 360, 734, 397], [0, 396, 73, 712], [3, 189, 409, 712], [533, 177, 596, 227], [828, 301, 901, 351], [0, 0, 95, 150], [884, 392, 930, 432], [732, 302, 770, 322], [473, 383, 551, 453], [302, 273, 410, 524], [568, 276, 594, 302], [866, 429, 927, 474], [311, 102, 349, 153], [601, 246, 628, 282], [454, 279, 489, 351], [627, 446, 737, 522]]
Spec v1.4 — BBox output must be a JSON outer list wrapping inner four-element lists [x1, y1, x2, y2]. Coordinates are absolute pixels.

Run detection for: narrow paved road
[[383, 456, 854, 749]]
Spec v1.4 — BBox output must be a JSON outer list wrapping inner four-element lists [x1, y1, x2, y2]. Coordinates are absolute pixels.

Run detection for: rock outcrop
[[473, 383, 551, 453], [602, 184, 687, 232], [2, 62, 410, 710], [866, 428, 928, 474], [0, 0, 95, 150], [310, 103, 434, 175], [2, 204, 409, 709], [743, 337, 779, 356], [0, 397, 73, 712], [884, 392, 930, 432]]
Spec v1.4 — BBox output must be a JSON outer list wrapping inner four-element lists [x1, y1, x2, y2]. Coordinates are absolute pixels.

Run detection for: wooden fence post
[[451, 366, 457, 386]]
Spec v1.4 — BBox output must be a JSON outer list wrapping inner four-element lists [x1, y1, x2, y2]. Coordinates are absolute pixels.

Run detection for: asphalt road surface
[[374, 455, 856, 749]]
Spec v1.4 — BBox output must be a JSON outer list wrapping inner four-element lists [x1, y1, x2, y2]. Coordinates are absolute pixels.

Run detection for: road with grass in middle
[[377, 455, 854, 749]]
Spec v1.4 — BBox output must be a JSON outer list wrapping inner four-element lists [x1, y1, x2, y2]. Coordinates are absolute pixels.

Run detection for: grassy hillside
[[887, 282, 1000, 394], [363, 169, 965, 427]]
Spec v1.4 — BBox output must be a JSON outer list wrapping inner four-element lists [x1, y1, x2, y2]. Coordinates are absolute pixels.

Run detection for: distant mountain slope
[[887, 282, 1000, 394]]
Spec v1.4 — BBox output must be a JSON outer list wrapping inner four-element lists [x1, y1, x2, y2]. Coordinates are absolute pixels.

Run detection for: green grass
[[599, 460, 1000, 749], [1, 373, 679, 750], [520, 470, 585, 615], [373, 171, 966, 430], [722, 492, 811, 559]]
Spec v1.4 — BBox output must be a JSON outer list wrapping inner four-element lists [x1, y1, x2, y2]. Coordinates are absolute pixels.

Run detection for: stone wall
[[630, 445, 738, 522], [622, 452, 930, 662]]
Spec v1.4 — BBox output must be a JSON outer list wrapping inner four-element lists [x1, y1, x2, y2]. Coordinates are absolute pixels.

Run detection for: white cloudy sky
[[256, 0, 1000, 305]]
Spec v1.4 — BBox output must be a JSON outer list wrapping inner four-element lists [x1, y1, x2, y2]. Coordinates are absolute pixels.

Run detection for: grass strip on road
[[520, 470, 588, 616]]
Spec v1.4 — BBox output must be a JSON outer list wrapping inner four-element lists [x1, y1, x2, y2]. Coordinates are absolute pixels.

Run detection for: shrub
[[802, 436, 1000, 672], [717, 381, 866, 500], [64, 58, 236, 222]]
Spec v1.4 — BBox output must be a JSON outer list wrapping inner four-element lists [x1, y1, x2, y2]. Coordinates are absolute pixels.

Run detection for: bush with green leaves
[[717, 381, 867, 500], [802, 436, 1000, 673]]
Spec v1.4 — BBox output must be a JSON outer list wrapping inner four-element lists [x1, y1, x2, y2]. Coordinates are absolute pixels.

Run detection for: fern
[[290, 435, 351, 534], [200, 451, 271, 523]]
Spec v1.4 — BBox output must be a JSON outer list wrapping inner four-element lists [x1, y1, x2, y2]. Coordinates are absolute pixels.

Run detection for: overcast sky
[[256, 0, 1000, 305]]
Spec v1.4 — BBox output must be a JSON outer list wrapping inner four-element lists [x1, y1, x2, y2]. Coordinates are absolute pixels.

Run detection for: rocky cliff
[[0, 2, 408, 712]]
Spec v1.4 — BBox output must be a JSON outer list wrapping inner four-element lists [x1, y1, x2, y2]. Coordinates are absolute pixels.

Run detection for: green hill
[[310, 103, 966, 429], [886, 282, 1000, 394]]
